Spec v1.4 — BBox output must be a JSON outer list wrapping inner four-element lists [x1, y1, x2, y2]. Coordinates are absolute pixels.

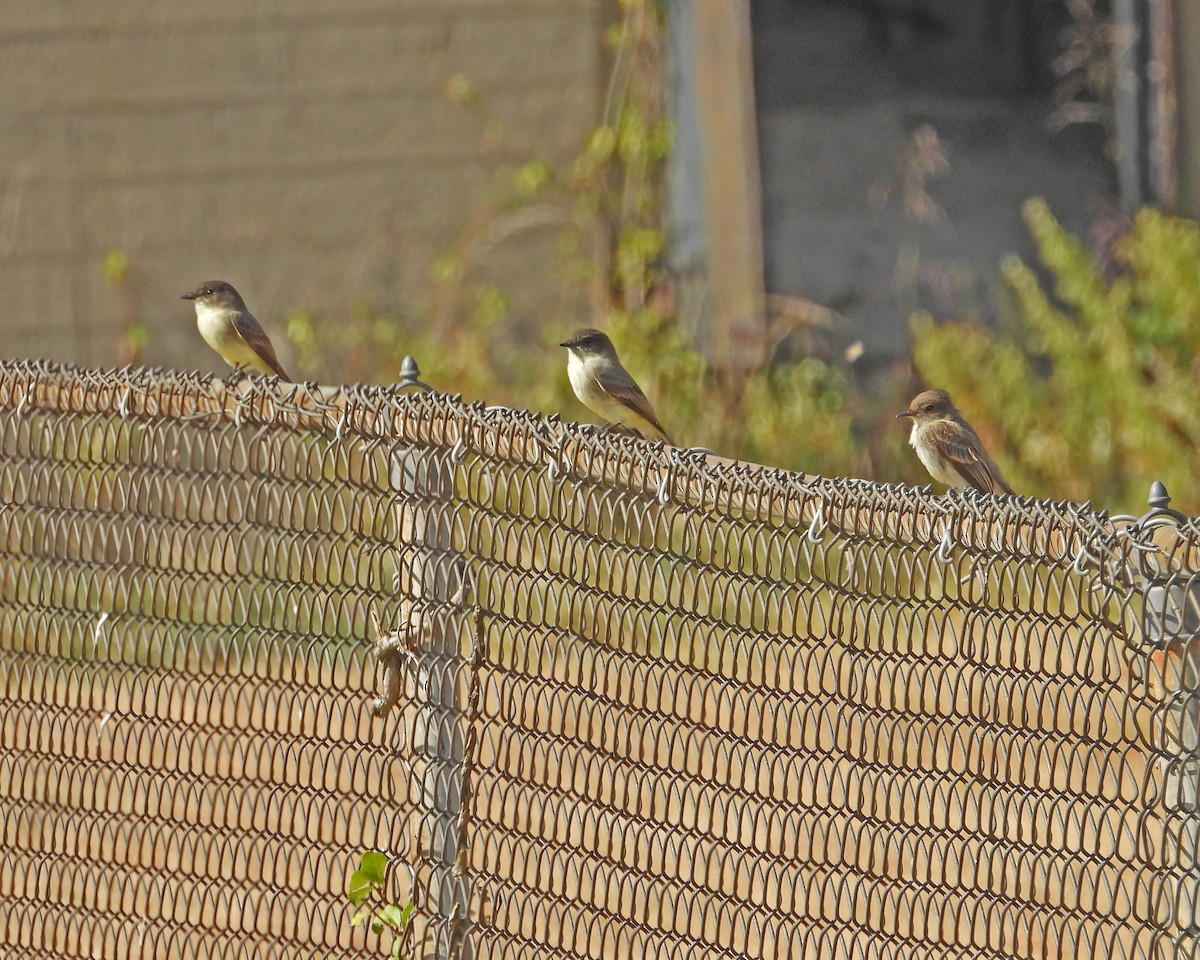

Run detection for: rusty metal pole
[[392, 356, 469, 960], [1137, 483, 1200, 943]]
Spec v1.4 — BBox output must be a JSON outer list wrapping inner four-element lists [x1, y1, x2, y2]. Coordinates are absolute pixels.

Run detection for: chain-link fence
[[0, 361, 1197, 960]]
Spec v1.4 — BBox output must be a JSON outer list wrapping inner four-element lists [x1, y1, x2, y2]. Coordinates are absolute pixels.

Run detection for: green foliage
[[740, 359, 861, 474], [98, 1, 1199, 511], [279, 0, 885, 481], [101, 249, 149, 365], [912, 198, 1200, 511], [211, 5, 1200, 513], [101, 250, 131, 286], [348, 851, 414, 960]]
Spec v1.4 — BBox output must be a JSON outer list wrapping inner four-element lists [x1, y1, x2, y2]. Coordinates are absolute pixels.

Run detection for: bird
[[559, 328, 673, 444], [181, 280, 291, 380], [897, 388, 1014, 495]]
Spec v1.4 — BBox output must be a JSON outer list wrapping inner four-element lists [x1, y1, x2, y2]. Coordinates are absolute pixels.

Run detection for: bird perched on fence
[[897, 388, 1014, 495], [559, 328, 673, 444], [182, 280, 291, 381]]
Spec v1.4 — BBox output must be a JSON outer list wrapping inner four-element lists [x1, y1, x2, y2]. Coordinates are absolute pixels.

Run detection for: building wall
[[0, 0, 602, 377]]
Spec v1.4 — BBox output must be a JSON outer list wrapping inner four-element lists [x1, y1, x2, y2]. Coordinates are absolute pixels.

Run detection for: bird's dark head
[[559, 328, 617, 358], [897, 388, 957, 421], [181, 280, 244, 310]]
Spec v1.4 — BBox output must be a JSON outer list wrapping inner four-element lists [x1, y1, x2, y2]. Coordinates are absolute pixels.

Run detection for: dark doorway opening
[[751, 0, 1115, 355]]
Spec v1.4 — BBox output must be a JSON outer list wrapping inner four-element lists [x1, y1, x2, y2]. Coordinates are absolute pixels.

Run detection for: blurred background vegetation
[[237, 2, 1200, 515]]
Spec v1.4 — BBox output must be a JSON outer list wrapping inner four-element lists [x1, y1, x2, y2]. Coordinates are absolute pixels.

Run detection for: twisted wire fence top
[[0, 360, 1196, 960], [0, 359, 1172, 563]]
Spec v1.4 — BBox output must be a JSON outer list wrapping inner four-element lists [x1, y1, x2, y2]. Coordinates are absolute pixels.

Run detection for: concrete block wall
[[0, 0, 602, 378]]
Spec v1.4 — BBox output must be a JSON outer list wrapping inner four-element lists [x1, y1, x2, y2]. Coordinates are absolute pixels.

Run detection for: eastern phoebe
[[560, 328, 673, 444], [897, 388, 1015, 495], [181, 280, 291, 380]]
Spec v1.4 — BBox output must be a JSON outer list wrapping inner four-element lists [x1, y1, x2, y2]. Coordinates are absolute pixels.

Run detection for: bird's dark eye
[[923, 403, 935, 412], [203, 289, 212, 296]]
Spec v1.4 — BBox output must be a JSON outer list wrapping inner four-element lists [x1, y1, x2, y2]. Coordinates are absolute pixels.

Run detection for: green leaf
[[513, 160, 552, 198], [102, 250, 130, 285], [360, 851, 389, 884], [429, 253, 463, 285], [347, 851, 388, 904], [125, 323, 152, 349], [470, 286, 508, 328], [347, 869, 374, 905], [377, 903, 409, 930], [350, 909, 371, 926], [587, 126, 617, 161]]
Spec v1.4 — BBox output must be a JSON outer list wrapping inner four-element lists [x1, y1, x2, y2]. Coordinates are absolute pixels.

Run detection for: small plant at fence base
[[348, 851, 414, 960]]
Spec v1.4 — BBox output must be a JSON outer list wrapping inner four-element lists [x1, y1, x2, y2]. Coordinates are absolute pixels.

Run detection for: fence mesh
[[0, 361, 1197, 960]]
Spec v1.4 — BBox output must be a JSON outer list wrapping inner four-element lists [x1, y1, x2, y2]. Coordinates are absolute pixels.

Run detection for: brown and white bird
[[182, 280, 291, 380], [560, 328, 673, 444], [897, 388, 1014, 495]]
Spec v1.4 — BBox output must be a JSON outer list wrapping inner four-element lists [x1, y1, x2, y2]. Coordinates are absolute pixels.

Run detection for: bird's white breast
[[567, 351, 626, 421], [193, 302, 265, 369], [194, 302, 232, 348], [910, 421, 968, 488], [566, 351, 591, 401]]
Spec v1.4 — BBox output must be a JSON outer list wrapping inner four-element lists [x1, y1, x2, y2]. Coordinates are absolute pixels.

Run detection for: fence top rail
[[0, 358, 1195, 582]]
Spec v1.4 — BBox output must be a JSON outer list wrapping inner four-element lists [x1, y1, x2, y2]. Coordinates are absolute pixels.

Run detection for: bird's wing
[[590, 363, 672, 444], [929, 419, 1014, 495], [233, 313, 291, 380]]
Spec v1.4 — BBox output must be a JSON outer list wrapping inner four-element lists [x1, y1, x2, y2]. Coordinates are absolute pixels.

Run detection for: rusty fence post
[[392, 357, 470, 960], [1134, 483, 1200, 948]]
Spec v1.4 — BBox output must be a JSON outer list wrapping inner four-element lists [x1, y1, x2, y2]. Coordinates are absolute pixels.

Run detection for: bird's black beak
[[180, 292, 198, 300], [558, 341, 571, 348], [896, 410, 913, 419]]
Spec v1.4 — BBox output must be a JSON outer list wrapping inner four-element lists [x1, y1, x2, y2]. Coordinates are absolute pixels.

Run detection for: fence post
[[668, 0, 767, 380], [392, 357, 469, 960], [1136, 482, 1200, 946]]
